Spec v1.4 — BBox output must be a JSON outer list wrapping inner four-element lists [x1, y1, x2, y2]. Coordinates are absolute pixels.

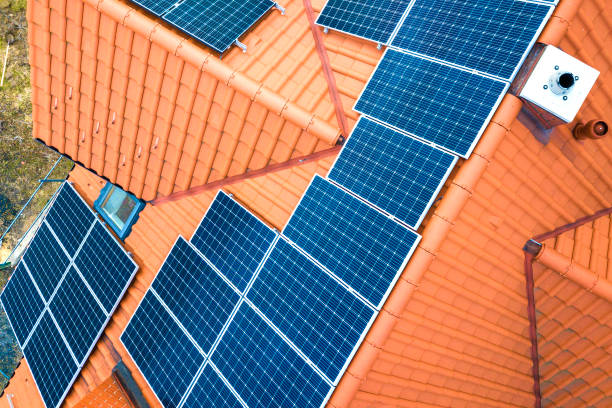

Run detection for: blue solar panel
[[212, 303, 332, 408], [163, 0, 274, 53], [75, 222, 138, 314], [23, 222, 70, 301], [49, 266, 107, 363], [328, 117, 457, 229], [24, 311, 78, 408], [121, 291, 204, 408], [248, 238, 375, 383], [45, 183, 95, 257], [284, 175, 420, 308], [390, 0, 554, 80], [355, 49, 508, 157], [183, 363, 245, 408], [192, 191, 276, 293], [0, 263, 45, 347], [152, 237, 240, 353], [316, 0, 411, 44]]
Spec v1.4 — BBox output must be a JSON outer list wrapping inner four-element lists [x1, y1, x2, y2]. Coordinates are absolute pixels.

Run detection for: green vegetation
[[0, 0, 72, 391]]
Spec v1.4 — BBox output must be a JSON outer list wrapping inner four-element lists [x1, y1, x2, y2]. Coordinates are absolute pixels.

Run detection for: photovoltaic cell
[[192, 191, 276, 293], [163, 0, 273, 53], [152, 237, 240, 353], [24, 311, 78, 408], [212, 303, 331, 408], [328, 117, 457, 229], [183, 364, 245, 408], [391, 0, 553, 80], [283, 175, 420, 308], [49, 266, 106, 363], [355, 49, 508, 157], [0, 263, 44, 347], [45, 183, 95, 257], [23, 222, 70, 301], [121, 291, 204, 408], [248, 238, 375, 383], [316, 0, 411, 44], [75, 222, 138, 314]]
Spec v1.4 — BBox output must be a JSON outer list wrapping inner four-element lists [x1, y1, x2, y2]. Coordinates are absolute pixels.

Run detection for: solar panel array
[[355, 49, 508, 157], [0, 183, 138, 408], [317, 0, 556, 80], [123, 189, 419, 407], [128, 0, 274, 53]]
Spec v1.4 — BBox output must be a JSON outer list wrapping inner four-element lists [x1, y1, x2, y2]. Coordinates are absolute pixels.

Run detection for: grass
[[0, 0, 73, 390]]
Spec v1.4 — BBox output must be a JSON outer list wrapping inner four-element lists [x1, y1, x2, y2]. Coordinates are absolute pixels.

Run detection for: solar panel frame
[[191, 190, 277, 293], [389, 0, 556, 81], [246, 237, 377, 385], [283, 175, 422, 309], [354, 48, 509, 158], [328, 116, 458, 229], [209, 302, 334, 408], [0, 263, 45, 348], [22, 311, 79, 408], [127, 0, 177, 16], [316, 0, 413, 45], [74, 221, 140, 314], [0, 181, 139, 408], [120, 290, 205, 408], [161, 0, 274, 54], [182, 362, 247, 408], [150, 236, 242, 355]]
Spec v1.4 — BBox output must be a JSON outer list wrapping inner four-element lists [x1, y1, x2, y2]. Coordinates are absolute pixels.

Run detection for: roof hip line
[[303, 0, 350, 140], [87, 0, 341, 146]]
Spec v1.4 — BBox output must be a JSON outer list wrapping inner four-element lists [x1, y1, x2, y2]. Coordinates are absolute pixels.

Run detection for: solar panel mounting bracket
[[234, 40, 247, 53], [273, 2, 285, 15]]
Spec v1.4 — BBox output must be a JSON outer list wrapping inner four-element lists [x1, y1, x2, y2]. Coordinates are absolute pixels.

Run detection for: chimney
[[510, 43, 599, 129]]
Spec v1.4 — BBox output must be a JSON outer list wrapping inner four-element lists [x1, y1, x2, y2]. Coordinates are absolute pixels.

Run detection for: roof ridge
[[536, 244, 612, 302], [89, 0, 341, 145]]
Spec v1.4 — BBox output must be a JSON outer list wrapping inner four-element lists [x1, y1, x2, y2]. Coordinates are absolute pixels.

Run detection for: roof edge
[[88, 0, 341, 145], [536, 245, 612, 303]]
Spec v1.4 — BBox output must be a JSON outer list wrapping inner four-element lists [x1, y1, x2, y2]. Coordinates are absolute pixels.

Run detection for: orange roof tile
[[5, 0, 612, 406]]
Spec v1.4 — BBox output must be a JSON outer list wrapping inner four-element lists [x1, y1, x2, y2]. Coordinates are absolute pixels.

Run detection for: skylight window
[[94, 183, 144, 240]]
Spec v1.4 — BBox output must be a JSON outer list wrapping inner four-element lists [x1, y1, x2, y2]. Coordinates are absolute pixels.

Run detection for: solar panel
[[162, 0, 274, 53], [316, 0, 411, 44], [151, 237, 240, 353], [283, 175, 420, 308], [48, 266, 106, 363], [355, 49, 508, 157], [74, 222, 138, 314], [192, 191, 276, 293], [22, 222, 70, 301], [24, 311, 78, 408], [0, 182, 139, 408], [328, 117, 458, 229], [248, 238, 375, 383], [211, 303, 332, 408], [45, 182, 95, 256], [0, 263, 44, 347], [183, 363, 245, 408], [120, 291, 204, 408], [390, 0, 554, 80]]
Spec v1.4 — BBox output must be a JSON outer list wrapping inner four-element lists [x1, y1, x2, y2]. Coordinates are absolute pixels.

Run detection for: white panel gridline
[[0, 182, 139, 408], [328, 116, 458, 229]]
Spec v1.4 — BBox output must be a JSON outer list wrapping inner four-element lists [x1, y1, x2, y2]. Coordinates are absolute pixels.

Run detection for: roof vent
[[511, 43, 599, 129]]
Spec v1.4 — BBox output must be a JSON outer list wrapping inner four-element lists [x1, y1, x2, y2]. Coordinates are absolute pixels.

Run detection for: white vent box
[[510, 43, 599, 128]]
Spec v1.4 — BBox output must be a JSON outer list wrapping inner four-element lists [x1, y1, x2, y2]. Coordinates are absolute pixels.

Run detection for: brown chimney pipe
[[573, 120, 609, 140]]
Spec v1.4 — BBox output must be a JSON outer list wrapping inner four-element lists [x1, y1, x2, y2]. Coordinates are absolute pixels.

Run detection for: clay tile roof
[[28, 0, 381, 201], [5, 0, 612, 407]]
